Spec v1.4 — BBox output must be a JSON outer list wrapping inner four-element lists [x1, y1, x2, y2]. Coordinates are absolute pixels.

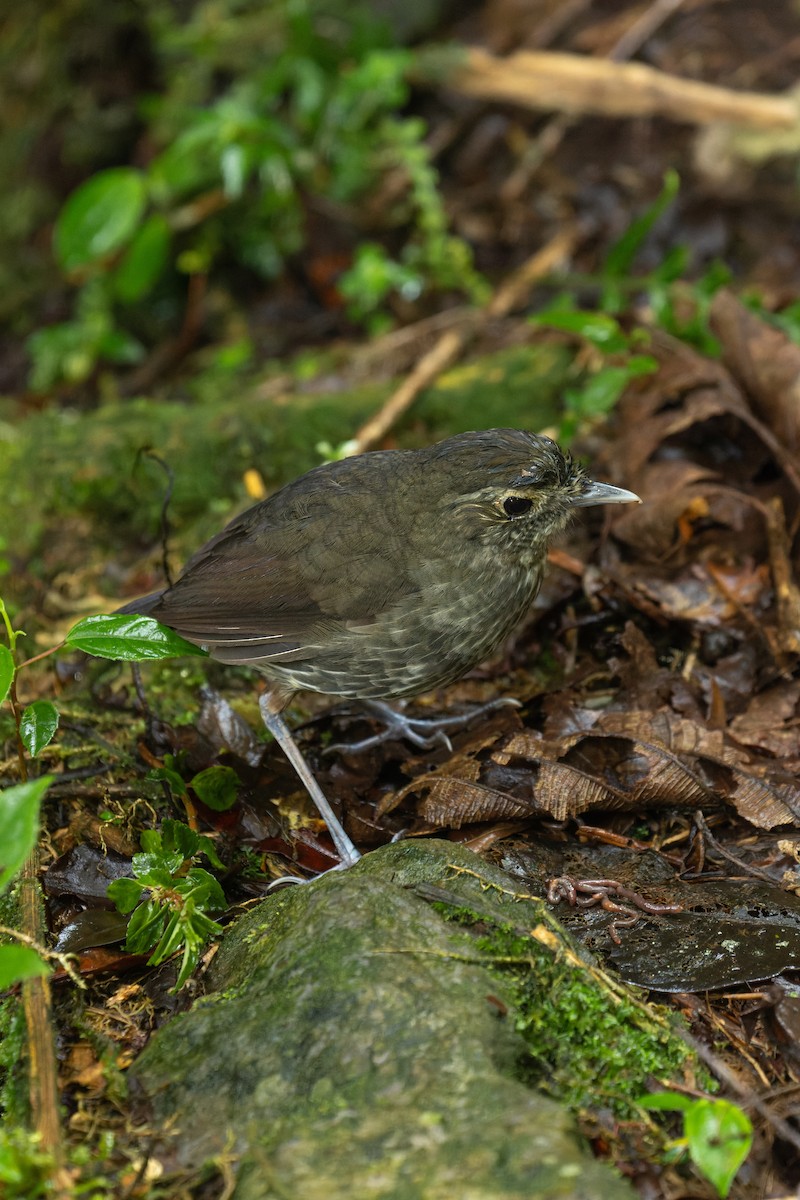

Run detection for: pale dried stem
[[452, 47, 799, 131], [351, 225, 581, 454], [19, 847, 72, 1197], [500, 0, 689, 204]]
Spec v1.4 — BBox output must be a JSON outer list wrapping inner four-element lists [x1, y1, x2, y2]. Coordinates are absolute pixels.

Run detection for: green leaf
[[603, 169, 680, 283], [149, 765, 189, 799], [684, 1099, 752, 1197], [113, 213, 172, 303], [0, 645, 13, 706], [131, 853, 184, 883], [155, 818, 224, 870], [125, 899, 167, 954], [65, 614, 208, 661], [19, 701, 59, 758], [96, 327, 145, 365], [0, 777, 52, 893], [0, 944, 49, 990], [174, 940, 203, 991], [639, 1091, 694, 1113], [107, 877, 144, 914], [196, 834, 225, 871], [159, 818, 201, 859], [183, 866, 226, 910], [55, 168, 148, 272], [533, 305, 630, 353], [190, 765, 240, 812]]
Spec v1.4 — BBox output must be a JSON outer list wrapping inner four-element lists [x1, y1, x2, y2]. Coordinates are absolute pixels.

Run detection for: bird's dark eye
[[503, 496, 533, 517]]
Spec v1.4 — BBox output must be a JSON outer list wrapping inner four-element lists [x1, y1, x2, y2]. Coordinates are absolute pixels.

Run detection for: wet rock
[[131, 839, 634, 1199]]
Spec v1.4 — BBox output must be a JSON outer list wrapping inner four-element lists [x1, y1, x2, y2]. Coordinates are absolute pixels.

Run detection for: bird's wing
[[129, 491, 420, 665]]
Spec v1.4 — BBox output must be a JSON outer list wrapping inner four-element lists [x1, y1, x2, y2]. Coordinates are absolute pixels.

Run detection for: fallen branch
[[448, 47, 800, 132]]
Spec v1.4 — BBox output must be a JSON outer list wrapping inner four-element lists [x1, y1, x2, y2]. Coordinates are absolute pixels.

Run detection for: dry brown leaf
[[417, 777, 536, 827], [711, 289, 800, 452], [730, 681, 800, 755], [633, 561, 769, 625]]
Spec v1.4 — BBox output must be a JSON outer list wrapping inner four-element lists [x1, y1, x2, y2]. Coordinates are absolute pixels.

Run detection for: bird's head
[[426, 428, 639, 560]]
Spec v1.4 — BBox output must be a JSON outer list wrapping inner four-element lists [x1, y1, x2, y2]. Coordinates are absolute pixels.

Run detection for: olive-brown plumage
[[124, 428, 639, 863]]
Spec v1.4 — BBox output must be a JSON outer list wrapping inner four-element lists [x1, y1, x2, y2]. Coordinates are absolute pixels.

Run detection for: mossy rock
[[130, 839, 691, 1199]]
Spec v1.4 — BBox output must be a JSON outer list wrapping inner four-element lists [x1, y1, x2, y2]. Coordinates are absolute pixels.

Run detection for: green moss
[[0, 988, 27, 1125], [434, 897, 694, 1118], [0, 1126, 53, 1199], [0, 893, 28, 1124], [131, 843, 637, 1197]]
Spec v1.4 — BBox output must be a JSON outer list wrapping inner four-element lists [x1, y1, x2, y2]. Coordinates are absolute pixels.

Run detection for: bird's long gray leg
[[259, 694, 361, 866]]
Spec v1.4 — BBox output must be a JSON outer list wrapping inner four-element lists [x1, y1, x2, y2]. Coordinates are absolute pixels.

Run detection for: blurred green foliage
[[18, 0, 484, 389]]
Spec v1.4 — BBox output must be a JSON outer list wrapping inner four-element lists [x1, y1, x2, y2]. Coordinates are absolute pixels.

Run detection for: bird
[[122, 428, 639, 865]]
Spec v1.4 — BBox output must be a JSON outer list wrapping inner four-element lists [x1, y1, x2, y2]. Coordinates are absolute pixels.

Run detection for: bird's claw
[[324, 696, 521, 758], [266, 857, 355, 890]]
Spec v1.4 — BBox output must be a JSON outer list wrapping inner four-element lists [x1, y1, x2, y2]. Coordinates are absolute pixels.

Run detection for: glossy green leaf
[[0, 776, 52, 893], [55, 168, 148, 272], [125, 899, 166, 954], [0, 645, 13, 706], [684, 1099, 752, 1198], [130, 854, 184, 884], [0, 944, 49, 990], [107, 877, 144, 914], [20, 701, 59, 758], [113, 213, 172, 302], [190, 765, 239, 811], [65, 614, 208, 661], [639, 1091, 693, 1113]]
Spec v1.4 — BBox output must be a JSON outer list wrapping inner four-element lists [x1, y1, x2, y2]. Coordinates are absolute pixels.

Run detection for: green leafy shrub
[[30, 1, 484, 388], [108, 819, 226, 990], [0, 604, 210, 994]]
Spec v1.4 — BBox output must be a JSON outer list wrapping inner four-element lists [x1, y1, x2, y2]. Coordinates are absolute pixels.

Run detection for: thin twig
[[350, 224, 582, 454], [609, 0, 687, 61], [18, 848, 71, 1196], [501, 0, 688, 203], [693, 810, 780, 884]]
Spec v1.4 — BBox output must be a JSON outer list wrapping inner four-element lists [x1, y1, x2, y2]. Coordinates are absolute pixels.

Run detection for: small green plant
[[531, 299, 658, 444], [0, 777, 53, 989], [0, 1127, 53, 1198], [0, 599, 60, 767], [529, 170, 747, 440], [599, 168, 681, 314], [107, 819, 226, 990], [151, 757, 241, 813], [0, 604, 208, 993], [640, 1092, 753, 1197], [597, 168, 730, 353], [29, 5, 485, 388]]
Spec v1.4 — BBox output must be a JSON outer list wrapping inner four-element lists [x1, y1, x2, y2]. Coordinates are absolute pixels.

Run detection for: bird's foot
[[325, 697, 521, 756], [267, 857, 356, 890]]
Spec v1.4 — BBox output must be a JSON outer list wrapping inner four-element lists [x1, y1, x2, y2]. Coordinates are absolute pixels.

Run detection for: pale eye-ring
[[503, 496, 533, 517]]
